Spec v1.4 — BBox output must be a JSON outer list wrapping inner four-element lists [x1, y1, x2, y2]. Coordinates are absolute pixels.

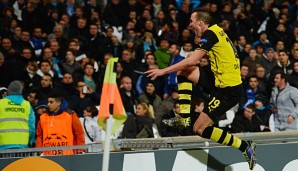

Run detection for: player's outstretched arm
[[145, 49, 206, 80]]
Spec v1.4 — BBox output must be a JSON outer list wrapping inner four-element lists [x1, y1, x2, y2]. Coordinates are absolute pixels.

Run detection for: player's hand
[[145, 68, 165, 80], [287, 115, 294, 124]]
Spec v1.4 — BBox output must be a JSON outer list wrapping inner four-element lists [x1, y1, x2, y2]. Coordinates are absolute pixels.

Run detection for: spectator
[[69, 80, 99, 117], [102, 0, 125, 27], [34, 100, 47, 127], [119, 76, 137, 115], [154, 38, 170, 69], [260, 47, 276, 79], [179, 41, 193, 58], [33, 73, 54, 100], [41, 47, 63, 78], [287, 60, 298, 89], [138, 80, 162, 114], [240, 64, 249, 89], [0, 81, 35, 149], [242, 48, 261, 77], [163, 43, 183, 99], [32, 59, 58, 86], [240, 75, 266, 109], [59, 49, 81, 75], [269, 50, 293, 88], [55, 73, 76, 103], [119, 49, 137, 80], [79, 106, 103, 144], [271, 72, 298, 132], [82, 63, 100, 94], [254, 95, 271, 131], [122, 102, 154, 138], [136, 32, 158, 64], [106, 34, 123, 58], [252, 31, 273, 52], [85, 23, 107, 63], [231, 104, 263, 133], [30, 27, 47, 58], [36, 90, 85, 155], [235, 35, 247, 64]]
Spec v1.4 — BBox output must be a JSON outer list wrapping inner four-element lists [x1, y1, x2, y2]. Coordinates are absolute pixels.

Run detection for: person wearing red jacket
[[36, 90, 85, 155]]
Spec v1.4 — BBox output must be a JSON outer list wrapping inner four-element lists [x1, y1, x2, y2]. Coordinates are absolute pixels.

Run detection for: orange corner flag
[[98, 57, 127, 135]]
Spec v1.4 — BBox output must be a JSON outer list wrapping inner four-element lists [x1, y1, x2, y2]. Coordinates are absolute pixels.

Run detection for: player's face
[[189, 13, 202, 36]]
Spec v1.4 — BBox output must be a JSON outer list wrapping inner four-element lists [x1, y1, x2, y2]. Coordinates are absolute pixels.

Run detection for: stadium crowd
[[0, 0, 298, 148]]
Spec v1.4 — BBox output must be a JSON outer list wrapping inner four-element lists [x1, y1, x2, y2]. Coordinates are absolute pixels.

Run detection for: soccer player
[[145, 8, 257, 170]]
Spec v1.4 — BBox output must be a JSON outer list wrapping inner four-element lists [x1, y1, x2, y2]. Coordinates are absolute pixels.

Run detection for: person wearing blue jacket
[[0, 80, 35, 149]]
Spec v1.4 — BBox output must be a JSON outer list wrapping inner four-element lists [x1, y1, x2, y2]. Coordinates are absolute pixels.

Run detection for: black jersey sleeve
[[197, 30, 219, 52]]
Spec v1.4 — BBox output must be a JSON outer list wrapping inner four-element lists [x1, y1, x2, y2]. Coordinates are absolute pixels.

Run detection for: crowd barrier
[[1, 132, 298, 171]]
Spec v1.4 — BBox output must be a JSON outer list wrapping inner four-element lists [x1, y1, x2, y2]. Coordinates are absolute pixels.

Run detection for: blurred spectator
[[179, 41, 193, 58], [102, 0, 124, 27], [252, 31, 273, 52], [79, 105, 103, 144], [85, 23, 107, 62], [240, 64, 249, 89], [271, 72, 298, 132], [34, 100, 47, 127], [138, 80, 162, 114], [260, 47, 276, 79], [33, 73, 53, 100], [35, 90, 85, 155], [55, 73, 76, 103], [106, 34, 123, 58], [69, 80, 99, 117], [254, 95, 271, 131], [119, 76, 137, 115], [242, 48, 261, 76], [271, 22, 290, 49], [240, 75, 266, 109], [287, 60, 298, 89], [30, 27, 47, 58], [136, 32, 157, 63], [235, 34, 247, 64], [163, 43, 183, 99], [41, 47, 63, 78], [154, 38, 170, 69], [59, 49, 81, 75], [269, 50, 293, 88], [178, 28, 192, 46], [255, 65, 270, 96], [0, 81, 35, 149], [122, 102, 154, 138], [19, 60, 38, 93], [32, 60, 58, 86], [231, 104, 263, 133], [275, 40, 285, 52], [0, 87, 7, 99], [120, 49, 137, 80], [82, 62, 101, 94]]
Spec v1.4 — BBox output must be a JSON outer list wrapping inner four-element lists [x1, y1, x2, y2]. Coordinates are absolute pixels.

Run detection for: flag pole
[[102, 108, 112, 171]]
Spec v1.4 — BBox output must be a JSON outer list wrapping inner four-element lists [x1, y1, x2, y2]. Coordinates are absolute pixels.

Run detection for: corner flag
[[98, 57, 127, 135]]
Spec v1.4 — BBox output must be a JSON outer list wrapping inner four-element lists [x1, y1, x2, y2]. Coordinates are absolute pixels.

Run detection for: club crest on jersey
[[200, 39, 208, 43]]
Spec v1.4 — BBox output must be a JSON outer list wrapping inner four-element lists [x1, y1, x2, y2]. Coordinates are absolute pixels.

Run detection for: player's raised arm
[[145, 49, 206, 80]]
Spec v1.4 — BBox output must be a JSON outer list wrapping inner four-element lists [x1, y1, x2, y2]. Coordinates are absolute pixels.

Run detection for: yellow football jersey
[[196, 24, 242, 88]]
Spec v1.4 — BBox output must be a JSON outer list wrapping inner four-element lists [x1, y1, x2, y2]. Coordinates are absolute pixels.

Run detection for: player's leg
[[193, 85, 256, 170], [176, 66, 199, 129]]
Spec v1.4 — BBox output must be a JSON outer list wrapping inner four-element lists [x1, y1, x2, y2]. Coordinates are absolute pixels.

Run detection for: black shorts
[[203, 84, 242, 121]]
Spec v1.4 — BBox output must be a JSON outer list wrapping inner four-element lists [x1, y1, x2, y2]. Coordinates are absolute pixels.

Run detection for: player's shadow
[[185, 148, 228, 171]]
